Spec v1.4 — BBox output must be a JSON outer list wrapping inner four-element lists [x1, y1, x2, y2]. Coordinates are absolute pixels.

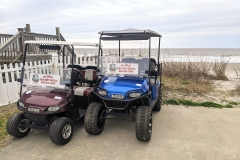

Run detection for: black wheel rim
[[18, 119, 28, 133]]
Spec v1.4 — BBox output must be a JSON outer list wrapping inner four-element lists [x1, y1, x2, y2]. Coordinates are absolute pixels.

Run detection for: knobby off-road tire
[[49, 117, 74, 145], [152, 87, 162, 111], [84, 102, 105, 135], [136, 106, 152, 141], [6, 112, 30, 138]]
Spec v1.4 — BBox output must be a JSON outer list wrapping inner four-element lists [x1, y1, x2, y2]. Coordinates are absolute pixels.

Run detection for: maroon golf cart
[[7, 41, 99, 145]]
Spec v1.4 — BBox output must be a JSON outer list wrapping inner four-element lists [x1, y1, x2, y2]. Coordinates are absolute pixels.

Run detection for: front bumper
[[93, 91, 150, 110]]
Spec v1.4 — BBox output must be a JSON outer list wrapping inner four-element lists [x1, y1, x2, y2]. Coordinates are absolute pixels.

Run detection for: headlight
[[19, 101, 24, 108], [128, 92, 141, 98], [98, 89, 107, 96], [48, 106, 60, 112]]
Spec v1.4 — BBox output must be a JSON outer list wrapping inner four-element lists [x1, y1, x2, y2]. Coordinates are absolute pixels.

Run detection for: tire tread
[[136, 106, 152, 141], [84, 102, 105, 135], [49, 117, 73, 145]]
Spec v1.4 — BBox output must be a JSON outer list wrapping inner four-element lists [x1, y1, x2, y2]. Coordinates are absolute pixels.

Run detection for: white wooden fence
[[0, 55, 97, 106]]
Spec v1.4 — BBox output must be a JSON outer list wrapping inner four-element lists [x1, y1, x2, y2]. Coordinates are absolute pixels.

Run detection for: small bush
[[212, 58, 229, 80]]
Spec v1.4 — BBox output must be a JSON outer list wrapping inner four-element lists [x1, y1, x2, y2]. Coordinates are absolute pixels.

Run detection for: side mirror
[[17, 78, 21, 82], [96, 69, 101, 73]]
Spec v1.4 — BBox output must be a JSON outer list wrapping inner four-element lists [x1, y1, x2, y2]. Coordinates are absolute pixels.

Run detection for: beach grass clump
[[212, 58, 229, 80], [164, 99, 233, 108], [162, 61, 213, 94], [162, 76, 213, 95], [162, 61, 214, 82], [161, 58, 229, 94]]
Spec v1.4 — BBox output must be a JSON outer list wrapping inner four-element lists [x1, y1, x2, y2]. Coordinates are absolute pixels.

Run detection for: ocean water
[[74, 48, 240, 63]]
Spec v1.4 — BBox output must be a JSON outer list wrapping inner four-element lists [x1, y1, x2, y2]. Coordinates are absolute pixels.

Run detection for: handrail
[[0, 29, 69, 65], [0, 34, 13, 38], [0, 31, 21, 53]]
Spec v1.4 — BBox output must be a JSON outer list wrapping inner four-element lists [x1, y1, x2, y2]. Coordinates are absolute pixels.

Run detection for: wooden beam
[[23, 32, 58, 39]]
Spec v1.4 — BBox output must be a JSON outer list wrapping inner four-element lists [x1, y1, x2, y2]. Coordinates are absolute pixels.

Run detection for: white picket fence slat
[[0, 55, 97, 106]]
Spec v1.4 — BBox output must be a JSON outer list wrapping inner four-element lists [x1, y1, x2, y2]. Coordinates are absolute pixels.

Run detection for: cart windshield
[[97, 56, 149, 77]]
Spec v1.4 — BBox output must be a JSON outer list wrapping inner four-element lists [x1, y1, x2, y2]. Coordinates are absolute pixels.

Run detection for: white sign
[[106, 63, 138, 75], [29, 73, 60, 87]]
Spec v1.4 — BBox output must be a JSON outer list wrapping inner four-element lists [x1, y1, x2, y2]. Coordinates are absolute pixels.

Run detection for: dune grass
[[161, 58, 234, 109], [162, 59, 229, 95]]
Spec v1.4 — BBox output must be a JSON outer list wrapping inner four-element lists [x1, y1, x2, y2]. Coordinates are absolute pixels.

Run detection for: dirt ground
[[0, 105, 239, 160]]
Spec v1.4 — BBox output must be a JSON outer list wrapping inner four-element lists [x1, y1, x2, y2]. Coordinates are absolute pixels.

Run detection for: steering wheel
[[67, 69, 83, 84]]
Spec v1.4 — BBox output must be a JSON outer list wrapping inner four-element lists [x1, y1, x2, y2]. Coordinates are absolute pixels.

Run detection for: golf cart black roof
[[98, 28, 162, 40]]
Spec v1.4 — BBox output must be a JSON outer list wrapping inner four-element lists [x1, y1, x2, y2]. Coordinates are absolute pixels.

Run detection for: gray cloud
[[0, 0, 239, 48]]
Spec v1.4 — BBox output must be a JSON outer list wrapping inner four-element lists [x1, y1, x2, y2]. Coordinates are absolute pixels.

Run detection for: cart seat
[[67, 64, 97, 70], [79, 69, 97, 85], [73, 86, 93, 97]]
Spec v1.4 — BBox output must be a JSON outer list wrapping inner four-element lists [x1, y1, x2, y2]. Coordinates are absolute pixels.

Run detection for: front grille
[[111, 94, 124, 99], [24, 113, 48, 124], [103, 100, 128, 109]]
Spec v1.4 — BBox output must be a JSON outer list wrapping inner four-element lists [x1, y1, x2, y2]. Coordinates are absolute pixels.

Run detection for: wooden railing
[[0, 25, 65, 66], [0, 31, 21, 65]]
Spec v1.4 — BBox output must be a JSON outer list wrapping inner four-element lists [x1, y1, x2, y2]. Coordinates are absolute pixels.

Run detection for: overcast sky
[[0, 0, 239, 48]]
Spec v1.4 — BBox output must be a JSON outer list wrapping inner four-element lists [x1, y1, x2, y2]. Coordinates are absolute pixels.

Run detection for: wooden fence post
[[17, 28, 25, 55], [25, 24, 31, 32], [56, 27, 61, 61]]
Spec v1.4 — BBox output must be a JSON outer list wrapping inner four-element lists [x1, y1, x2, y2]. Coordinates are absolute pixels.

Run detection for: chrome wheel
[[62, 124, 72, 139]]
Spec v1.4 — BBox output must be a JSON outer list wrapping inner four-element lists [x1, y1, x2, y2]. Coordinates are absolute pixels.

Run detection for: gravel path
[[1, 105, 240, 160]]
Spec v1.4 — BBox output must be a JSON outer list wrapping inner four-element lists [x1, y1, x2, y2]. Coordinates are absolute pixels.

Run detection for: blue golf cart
[[84, 29, 162, 141]]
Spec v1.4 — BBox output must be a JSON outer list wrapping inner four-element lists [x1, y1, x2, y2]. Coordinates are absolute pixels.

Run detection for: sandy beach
[[225, 63, 240, 79]]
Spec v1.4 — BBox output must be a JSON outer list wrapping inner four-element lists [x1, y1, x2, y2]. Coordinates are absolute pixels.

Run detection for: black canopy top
[[98, 28, 162, 41]]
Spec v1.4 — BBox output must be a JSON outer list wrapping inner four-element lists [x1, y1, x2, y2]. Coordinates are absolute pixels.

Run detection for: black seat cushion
[[67, 65, 97, 71]]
